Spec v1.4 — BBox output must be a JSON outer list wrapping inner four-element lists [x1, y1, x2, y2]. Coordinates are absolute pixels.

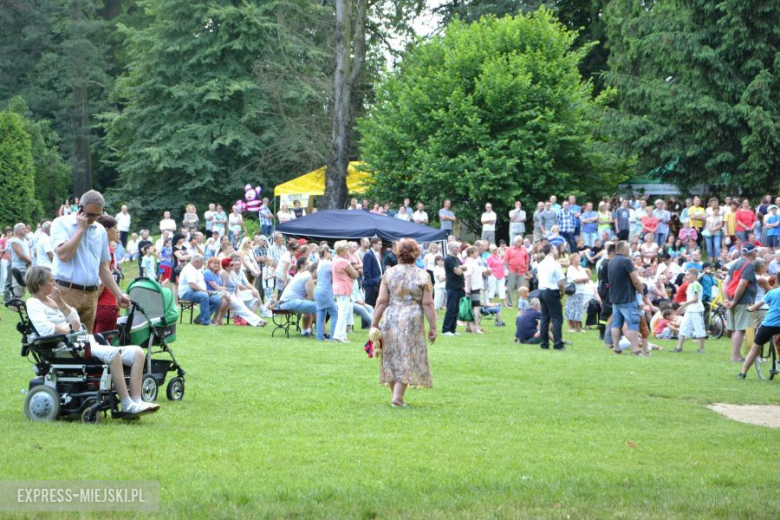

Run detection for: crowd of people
[[3, 190, 780, 390]]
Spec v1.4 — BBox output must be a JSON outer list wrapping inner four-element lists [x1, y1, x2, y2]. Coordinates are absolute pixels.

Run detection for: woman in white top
[[277, 203, 295, 224], [432, 255, 447, 310], [423, 243, 439, 285], [464, 246, 485, 334], [24, 266, 159, 416], [228, 206, 245, 244], [564, 252, 589, 332]]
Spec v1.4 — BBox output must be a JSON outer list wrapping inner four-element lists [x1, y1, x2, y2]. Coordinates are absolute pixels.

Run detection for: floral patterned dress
[[379, 264, 433, 388]]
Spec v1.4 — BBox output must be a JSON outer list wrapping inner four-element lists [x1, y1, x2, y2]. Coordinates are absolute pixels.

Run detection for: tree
[[602, 0, 780, 194], [5, 96, 72, 218], [321, 0, 422, 209], [358, 11, 623, 231], [0, 107, 42, 226], [0, 0, 117, 197]]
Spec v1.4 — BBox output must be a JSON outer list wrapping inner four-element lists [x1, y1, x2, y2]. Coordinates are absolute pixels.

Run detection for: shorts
[[754, 325, 780, 346], [726, 304, 751, 331], [753, 308, 767, 329], [470, 290, 482, 308], [679, 311, 706, 339], [89, 337, 142, 366], [611, 302, 640, 332], [655, 328, 674, 340]]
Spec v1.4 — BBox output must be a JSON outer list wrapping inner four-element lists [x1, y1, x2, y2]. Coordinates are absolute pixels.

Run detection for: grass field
[[1, 268, 779, 519]]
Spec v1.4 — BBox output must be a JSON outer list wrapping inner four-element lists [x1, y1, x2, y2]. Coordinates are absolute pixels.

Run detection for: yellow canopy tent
[[274, 161, 370, 196]]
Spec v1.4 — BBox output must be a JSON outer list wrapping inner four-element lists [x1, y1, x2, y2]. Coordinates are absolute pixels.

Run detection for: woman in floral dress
[[371, 239, 437, 407]]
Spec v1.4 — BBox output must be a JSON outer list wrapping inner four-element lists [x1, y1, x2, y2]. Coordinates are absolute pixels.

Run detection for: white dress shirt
[[536, 256, 564, 290]]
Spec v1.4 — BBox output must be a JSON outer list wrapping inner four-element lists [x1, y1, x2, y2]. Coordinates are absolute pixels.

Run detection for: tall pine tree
[[603, 0, 779, 194]]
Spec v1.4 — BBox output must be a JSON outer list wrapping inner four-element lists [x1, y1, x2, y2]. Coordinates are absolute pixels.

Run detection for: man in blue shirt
[[50, 190, 130, 332], [580, 202, 599, 247], [739, 282, 780, 378], [568, 195, 582, 239]]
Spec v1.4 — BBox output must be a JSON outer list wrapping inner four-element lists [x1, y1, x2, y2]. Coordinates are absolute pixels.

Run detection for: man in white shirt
[[412, 202, 429, 225], [536, 243, 566, 350], [204, 203, 216, 238], [508, 200, 526, 244], [481, 203, 497, 244], [178, 254, 222, 325], [159, 211, 176, 234], [50, 190, 130, 332], [34, 221, 54, 268], [115, 205, 131, 247]]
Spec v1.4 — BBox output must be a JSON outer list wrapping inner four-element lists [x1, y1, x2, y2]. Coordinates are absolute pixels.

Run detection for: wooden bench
[[271, 309, 300, 338]]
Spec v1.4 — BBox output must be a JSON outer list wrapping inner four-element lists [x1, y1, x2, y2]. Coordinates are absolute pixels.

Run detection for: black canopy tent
[[275, 209, 447, 243]]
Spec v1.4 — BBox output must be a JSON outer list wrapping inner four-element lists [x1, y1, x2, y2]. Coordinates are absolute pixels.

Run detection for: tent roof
[[275, 209, 447, 243], [274, 161, 369, 196]]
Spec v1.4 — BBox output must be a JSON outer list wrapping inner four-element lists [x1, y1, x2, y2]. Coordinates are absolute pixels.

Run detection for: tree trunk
[[321, 0, 366, 209], [71, 0, 92, 197]]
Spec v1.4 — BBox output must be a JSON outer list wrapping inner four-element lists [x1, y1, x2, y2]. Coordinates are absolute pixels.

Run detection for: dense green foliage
[[602, 0, 780, 194], [359, 11, 624, 231], [103, 0, 332, 225], [5, 97, 72, 218], [0, 107, 42, 226]]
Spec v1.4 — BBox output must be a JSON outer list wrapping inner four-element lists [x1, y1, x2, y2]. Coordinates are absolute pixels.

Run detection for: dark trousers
[[443, 288, 465, 333], [616, 230, 629, 241], [365, 284, 379, 308], [539, 289, 564, 349], [119, 230, 129, 248], [561, 232, 576, 252]]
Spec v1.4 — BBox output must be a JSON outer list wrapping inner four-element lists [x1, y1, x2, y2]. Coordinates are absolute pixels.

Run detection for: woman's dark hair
[[396, 238, 421, 264], [97, 214, 117, 229], [172, 233, 186, 246]]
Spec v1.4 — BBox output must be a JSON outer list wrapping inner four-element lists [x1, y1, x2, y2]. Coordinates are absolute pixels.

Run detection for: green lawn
[[1, 274, 779, 518]]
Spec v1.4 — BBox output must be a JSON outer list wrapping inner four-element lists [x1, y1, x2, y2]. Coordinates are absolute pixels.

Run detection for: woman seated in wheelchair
[[25, 266, 160, 416]]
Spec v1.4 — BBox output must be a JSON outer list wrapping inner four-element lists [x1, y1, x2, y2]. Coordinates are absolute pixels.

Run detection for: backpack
[[725, 260, 749, 299], [458, 296, 474, 322]]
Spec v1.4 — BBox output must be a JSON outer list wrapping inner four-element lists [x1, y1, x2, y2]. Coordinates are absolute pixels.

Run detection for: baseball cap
[[258, 235, 268, 242], [768, 204, 778, 211], [702, 262, 713, 269], [741, 243, 757, 254]]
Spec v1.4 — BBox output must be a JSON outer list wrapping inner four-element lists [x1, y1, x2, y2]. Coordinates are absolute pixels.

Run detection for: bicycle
[[754, 335, 779, 381], [707, 303, 727, 340]]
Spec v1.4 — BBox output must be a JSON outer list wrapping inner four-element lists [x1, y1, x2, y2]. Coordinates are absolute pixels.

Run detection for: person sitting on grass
[[653, 309, 679, 340], [25, 266, 159, 416], [515, 297, 541, 344], [674, 268, 707, 354], [738, 276, 780, 379]]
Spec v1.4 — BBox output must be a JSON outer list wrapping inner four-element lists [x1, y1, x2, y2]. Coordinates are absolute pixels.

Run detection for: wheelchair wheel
[[142, 374, 158, 402], [166, 377, 185, 401], [81, 403, 102, 424], [24, 386, 60, 421]]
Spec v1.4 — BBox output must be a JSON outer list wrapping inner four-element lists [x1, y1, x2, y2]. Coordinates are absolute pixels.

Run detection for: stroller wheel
[[24, 386, 60, 421], [166, 377, 185, 401], [142, 374, 158, 402]]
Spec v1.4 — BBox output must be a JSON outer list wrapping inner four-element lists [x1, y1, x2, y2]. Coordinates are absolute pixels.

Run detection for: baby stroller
[[8, 298, 144, 423], [115, 277, 186, 402]]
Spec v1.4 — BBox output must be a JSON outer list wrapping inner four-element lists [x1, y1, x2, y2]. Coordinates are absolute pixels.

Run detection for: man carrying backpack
[[723, 243, 758, 362]]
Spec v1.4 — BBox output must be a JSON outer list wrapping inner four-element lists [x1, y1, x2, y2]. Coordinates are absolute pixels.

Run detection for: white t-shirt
[[35, 233, 54, 268], [178, 263, 206, 298], [204, 210, 214, 231], [481, 211, 497, 231], [412, 210, 429, 224], [466, 257, 485, 290], [433, 265, 446, 290], [566, 265, 589, 294], [160, 218, 177, 233], [26, 297, 79, 337], [115, 212, 131, 232], [685, 281, 705, 313]]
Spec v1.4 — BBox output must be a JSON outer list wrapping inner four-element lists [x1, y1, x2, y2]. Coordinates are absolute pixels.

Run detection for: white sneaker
[[454, 332, 462, 336], [442, 332, 455, 337], [123, 402, 156, 416]]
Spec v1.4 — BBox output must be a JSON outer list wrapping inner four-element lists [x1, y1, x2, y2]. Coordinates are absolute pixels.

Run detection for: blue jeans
[[655, 231, 668, 248], [582, 231, 597, 247], [279, 298, 317, 315], [181, 290, 222, 324], [705, 233, 722, 260], [314, 286, 338, 340], [261, 224, 273, 237]]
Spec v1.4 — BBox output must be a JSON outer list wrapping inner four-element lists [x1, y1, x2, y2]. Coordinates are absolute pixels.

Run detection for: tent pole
[[273, 197, 277, 235]]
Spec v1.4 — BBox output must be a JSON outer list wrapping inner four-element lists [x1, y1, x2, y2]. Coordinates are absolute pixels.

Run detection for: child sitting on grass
[[674, 268, 707, 354], [653, 309, 679, 340]]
